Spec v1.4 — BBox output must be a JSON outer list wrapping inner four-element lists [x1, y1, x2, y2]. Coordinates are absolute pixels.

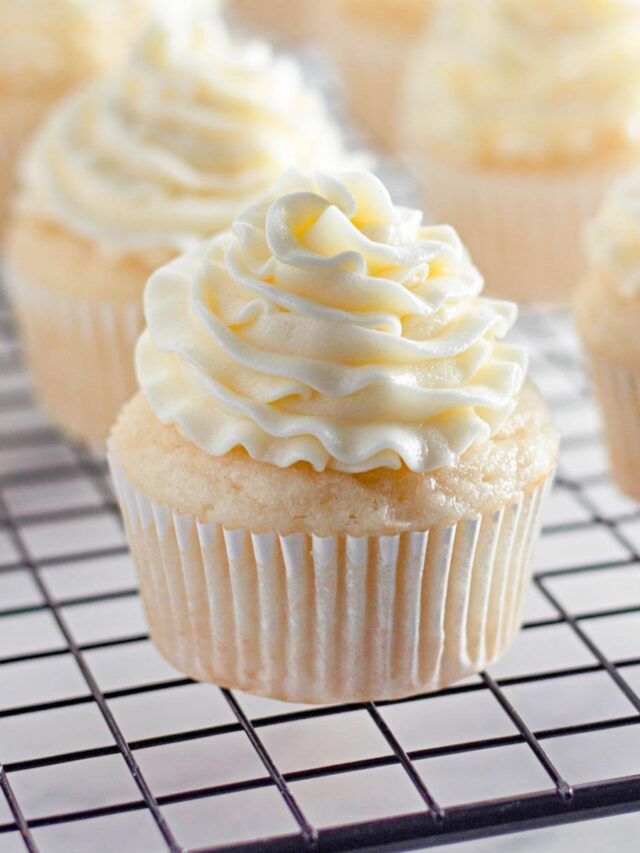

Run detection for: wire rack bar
[[3, 503, 120, 529], [0, 766, 39, 852], [0, 490, 183, 853], [3, 651, 640, 720], [535, 579, 640, 716], [3, 713, 640, 828], [365, 703, 444, 820], [221, 689, 318, 846], [2, 295, 640, 849], [210, 775, 640, 853], [0, 633, 150, 669], [0, 588, 138, 620], [480, 672, 573, 800], [3, 763, 640, 847], [3, 706, 640, 779]]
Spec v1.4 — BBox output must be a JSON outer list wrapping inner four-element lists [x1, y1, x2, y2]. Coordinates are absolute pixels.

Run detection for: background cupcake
[[575, 173, 640, 500], [319, 0, 436, 152], [109, 169, 558, 704], [4, 18, 350, 449], [399, 0, 640, 302], [228, 0, 314, 43], [0, 0, 184, 236]]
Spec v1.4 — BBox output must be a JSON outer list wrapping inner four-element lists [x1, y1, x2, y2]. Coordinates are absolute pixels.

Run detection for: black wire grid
[[1, 288, 640, 853]]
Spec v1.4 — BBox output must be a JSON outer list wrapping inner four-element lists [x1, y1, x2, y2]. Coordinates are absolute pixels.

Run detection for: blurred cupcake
[[575, 174, 640, 500], [319, 0, 436, 151], [400, 0, 640, 302], [109, 169, 558, 703], [228, 0, 314, 42], [0, 0, 183, 236], [4, 19, 350, 449]]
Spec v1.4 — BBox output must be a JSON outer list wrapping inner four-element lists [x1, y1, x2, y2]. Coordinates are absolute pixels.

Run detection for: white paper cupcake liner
[[5, 268, 143, 449], [409, 154, 620, 303], [588, 352, 640, 501], [109, 454, 554, 703]]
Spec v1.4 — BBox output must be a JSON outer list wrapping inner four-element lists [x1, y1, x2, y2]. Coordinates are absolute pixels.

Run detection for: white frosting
[[588, 172, 640, 297], [17, 18, 348, 258], [402, 0, 640, 166], [0, 0, 185, 86], [136, 170, 527, 473]]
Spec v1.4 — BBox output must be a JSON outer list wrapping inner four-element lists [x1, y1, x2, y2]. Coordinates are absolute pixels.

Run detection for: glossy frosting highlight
[[17, 17, 347, 258], [402, 0, 640, 167], [136, 170, 527, 473]]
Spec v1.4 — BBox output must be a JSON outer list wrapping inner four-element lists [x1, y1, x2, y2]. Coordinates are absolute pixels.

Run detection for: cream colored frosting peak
[[17, 17, 348, 259], [402, 0, 640, 167], [136, 170, 527, 473], [588, 172, 640, 297]]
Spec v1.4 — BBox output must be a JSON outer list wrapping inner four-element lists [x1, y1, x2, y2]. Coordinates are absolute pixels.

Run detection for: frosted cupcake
[[319, 0, 436, 151], [399, 0, 640, 302], [228, 0, 314, 42], [575, 174, 640, 500], [109, 169, 558, 704], [0, 0, 181, 236], [4, 18, 348, 449]]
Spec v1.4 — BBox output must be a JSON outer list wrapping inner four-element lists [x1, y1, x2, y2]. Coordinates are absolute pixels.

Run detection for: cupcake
[[4, 18, 349, 449], [575, 173, 640, 500], [399, 0, 640, 303], [228, 0, 314, 43], [108, 169, 559, 704], [319, 0, 436, 152], [0, 0, 184, 236]]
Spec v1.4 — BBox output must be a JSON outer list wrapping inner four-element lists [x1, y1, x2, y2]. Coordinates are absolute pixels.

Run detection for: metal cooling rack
[[1, 285, 640, 853]]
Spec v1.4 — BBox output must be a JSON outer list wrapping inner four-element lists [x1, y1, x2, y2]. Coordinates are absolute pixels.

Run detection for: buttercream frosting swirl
[[136, 170, 527, 473], [402, 0, 640, 167], [17, 17, 347, 258], [588, 172, 640, 297], [0, 0, 182, 89]]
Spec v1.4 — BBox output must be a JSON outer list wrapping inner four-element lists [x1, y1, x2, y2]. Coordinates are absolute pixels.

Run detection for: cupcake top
[[402, 0, 640, 169], [587, 172, 640, 298], [136, 170, 527, 474], [16, 17, 348, 262], [0, 0, 189, 93]]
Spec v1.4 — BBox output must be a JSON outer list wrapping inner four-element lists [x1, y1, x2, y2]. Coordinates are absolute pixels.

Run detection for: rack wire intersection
[[1, 290, 640, 852]]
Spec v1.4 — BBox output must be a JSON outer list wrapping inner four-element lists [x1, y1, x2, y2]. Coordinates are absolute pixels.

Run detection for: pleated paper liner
[[5, 269, 142, 450], [588, 351, 640, 501], [408, 153, 618, 303], [110, 453, 554, 704]]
